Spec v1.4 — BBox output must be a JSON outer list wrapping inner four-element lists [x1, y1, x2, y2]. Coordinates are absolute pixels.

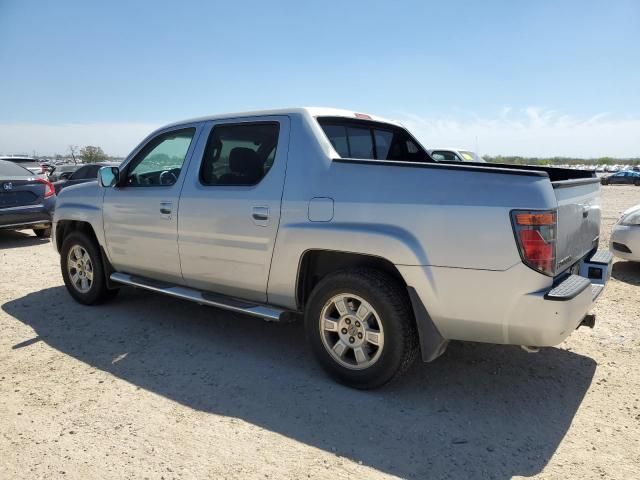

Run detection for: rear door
[[178, 116, 290, 302]]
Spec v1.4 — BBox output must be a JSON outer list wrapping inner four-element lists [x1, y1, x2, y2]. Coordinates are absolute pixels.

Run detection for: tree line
[[484, 155, 640, 166]]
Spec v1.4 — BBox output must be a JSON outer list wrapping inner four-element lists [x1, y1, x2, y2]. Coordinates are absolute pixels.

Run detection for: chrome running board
[[110, 272, 286, 321]]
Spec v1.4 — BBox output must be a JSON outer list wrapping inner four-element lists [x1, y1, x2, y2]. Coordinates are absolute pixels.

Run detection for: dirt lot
[[1, 186, 639, 480]]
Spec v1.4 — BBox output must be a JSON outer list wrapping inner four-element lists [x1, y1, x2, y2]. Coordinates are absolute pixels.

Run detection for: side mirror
[[99, 166, 120, 187]]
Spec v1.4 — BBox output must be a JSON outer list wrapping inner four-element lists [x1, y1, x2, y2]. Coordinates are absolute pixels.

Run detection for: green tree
[[79, 145, 108, 163]]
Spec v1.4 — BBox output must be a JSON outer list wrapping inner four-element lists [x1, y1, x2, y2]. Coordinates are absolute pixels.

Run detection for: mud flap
[[407, 287, 449, 362]]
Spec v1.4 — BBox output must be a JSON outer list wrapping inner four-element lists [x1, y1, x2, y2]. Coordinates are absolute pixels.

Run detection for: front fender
[[52, 182, 105, 252]]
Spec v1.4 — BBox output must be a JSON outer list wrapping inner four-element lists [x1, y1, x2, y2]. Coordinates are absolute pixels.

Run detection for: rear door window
[[200, 122, 280, 186]]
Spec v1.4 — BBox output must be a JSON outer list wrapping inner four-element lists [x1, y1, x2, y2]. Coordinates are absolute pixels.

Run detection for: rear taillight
[[38, 178, 56, 198], [511, 210, 556, 276]]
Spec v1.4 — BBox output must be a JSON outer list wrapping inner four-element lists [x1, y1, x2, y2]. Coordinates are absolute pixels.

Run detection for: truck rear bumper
[[397, 249, 612, 349]]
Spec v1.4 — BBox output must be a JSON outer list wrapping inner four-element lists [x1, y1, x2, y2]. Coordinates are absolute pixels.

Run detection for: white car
[[428, 148, 485, 162], [611, 204, 640, 261]]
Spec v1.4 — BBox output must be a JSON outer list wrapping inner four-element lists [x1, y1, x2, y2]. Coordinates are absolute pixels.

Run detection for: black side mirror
[[99, 166, 120, 187]]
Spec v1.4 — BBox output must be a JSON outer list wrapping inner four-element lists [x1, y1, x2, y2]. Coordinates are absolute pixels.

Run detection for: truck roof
[[163, 107, 403, 131]]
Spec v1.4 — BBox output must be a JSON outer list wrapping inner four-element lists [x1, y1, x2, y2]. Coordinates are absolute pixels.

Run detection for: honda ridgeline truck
[[52, 108, 612, 389]]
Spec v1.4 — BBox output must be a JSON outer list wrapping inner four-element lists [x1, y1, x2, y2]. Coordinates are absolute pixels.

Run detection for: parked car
[[48, 164, 80, 182], [428, 148, 485, 162], [0, 156, 46, 176], [0, 160, 56, 237], [53, 162, 119, 194], [600, 171, 640, 186], [52, 108, 611, 389], [610, 204, 640, 262]]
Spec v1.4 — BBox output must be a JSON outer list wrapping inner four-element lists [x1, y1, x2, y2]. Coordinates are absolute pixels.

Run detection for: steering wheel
[[159, 170, 178, 186]]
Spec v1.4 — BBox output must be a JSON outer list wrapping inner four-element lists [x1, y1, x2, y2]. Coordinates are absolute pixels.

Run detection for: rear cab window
[[317, 117, 431, 162]]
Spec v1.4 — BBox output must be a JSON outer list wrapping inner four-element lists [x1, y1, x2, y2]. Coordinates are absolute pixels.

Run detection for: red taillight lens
[[38, 178, 56, 198], [511, 210, 556, 276]]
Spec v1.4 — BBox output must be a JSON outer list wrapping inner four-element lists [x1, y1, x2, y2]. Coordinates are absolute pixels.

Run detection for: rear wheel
[[634, 180, 640, 186], [60, 231, 118, 305], [33, 227, 51, 238], [305, 269, 419, 389]]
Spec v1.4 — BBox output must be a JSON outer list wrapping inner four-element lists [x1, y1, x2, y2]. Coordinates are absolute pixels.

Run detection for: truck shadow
[[3, 287, 596, 480], [0, 230, 50, 249]]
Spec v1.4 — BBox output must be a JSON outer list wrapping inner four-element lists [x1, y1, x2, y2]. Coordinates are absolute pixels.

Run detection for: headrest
[[229, 147, 262, 181]]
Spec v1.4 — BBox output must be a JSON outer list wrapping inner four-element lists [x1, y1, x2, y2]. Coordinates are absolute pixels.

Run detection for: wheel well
[[296, 250, 405, 309], [55, 220, 99, 252]]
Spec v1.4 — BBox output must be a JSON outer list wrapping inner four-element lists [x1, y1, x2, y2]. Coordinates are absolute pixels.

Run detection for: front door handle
[[160, 201, 172, 218], [251, 206, 270, 226]]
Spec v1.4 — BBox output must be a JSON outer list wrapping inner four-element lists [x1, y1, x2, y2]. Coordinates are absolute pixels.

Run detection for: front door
[[178, 116, 290, 302], [103, 125, 200, 283]]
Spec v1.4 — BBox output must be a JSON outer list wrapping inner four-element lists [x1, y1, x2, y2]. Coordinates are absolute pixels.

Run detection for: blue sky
[[1, 0, 638, 157]]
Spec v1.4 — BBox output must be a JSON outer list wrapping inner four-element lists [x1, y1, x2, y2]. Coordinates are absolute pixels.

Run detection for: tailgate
[[553, 178, 601, 273]]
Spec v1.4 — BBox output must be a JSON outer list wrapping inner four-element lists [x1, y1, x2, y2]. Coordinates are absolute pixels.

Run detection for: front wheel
[[60, 231, 118, 305], [305, 269, 419, 389]]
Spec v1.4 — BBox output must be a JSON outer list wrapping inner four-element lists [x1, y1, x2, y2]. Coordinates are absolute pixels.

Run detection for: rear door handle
[[252, 206, 270, 226], [160, 201, 172, 218]]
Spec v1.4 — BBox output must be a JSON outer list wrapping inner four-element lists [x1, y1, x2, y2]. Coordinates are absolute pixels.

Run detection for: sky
[[0, 0, 638, 158]]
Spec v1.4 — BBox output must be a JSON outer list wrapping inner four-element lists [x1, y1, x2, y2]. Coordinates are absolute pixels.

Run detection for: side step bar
[[110, 272, 286, 321]]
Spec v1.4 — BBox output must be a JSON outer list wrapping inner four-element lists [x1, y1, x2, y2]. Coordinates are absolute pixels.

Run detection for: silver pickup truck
[[52, 108, 612, 389]]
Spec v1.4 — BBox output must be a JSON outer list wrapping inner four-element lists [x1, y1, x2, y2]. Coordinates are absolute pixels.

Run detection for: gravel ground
[[1, 186, 639, 480]]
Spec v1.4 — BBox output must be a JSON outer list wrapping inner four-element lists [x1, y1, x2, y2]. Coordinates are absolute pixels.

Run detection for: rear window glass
[[317, 117, 430, 162], [4, 158, 36, 164], [0, 160, 32, 176]]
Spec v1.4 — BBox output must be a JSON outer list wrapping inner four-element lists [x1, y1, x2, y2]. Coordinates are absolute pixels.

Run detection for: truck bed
[[436, 160, 598, 183]]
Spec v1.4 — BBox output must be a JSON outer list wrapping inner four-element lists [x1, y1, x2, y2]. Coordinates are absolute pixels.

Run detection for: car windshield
[[0, 160, 32, 176]]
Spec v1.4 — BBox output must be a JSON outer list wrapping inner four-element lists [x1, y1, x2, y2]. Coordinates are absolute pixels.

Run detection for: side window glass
[[374, 130, 393, 159], [200, 123, 280, 186], [406, 140, 420, 154], [346, 127, 373, 159], [323, 125, 349, 157], [126, 128, 195, 187], [70, 166, 91, 180]]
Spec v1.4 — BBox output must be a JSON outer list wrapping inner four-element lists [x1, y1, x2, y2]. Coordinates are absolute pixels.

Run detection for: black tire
[[33, 227, 51, 238], [635, 180, 640, 186], [60, 231, 119, 305], [305, 268, 419, 389]]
